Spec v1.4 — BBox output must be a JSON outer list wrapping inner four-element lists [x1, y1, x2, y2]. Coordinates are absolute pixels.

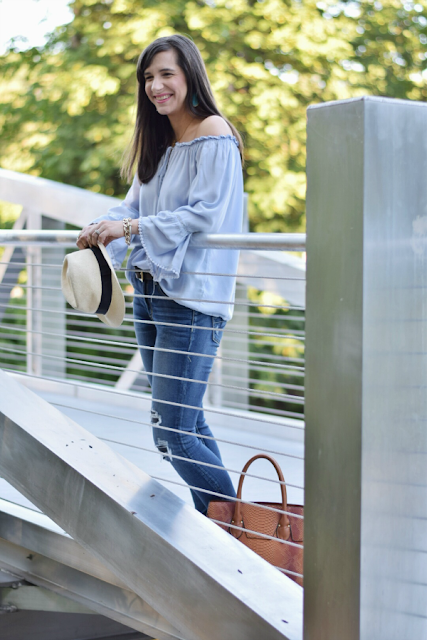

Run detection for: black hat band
[[90, 246, 113, 315]]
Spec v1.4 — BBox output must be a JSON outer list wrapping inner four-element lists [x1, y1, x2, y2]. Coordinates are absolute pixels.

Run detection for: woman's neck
[[170, 112, 200, 144]]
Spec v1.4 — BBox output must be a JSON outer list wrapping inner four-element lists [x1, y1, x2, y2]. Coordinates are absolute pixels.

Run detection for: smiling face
[[144, 49, 189, 119]]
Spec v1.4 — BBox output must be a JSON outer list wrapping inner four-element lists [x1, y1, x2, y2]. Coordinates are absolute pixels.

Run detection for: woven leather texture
[[207, 454, 304, 586]]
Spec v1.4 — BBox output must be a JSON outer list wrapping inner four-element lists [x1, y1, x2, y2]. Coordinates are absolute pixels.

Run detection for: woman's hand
[[76, 220, 125, 250]]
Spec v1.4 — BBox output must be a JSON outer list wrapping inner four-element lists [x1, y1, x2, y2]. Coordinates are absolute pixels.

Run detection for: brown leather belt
[[135, 271, 153, 282]]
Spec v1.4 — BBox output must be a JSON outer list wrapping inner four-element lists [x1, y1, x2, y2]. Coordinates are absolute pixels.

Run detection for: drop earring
[[192, 93, 199, 107]]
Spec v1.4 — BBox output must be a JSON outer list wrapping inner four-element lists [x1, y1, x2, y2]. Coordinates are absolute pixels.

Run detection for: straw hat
[[61, 243, 125, 328]]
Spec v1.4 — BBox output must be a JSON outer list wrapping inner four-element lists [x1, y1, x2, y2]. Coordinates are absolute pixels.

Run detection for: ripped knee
[[156, 438, 172, 462], [151, 409, 172, 462]]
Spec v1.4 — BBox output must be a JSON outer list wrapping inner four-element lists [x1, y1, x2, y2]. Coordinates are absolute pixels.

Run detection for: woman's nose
[[151, 75, 163, 92]]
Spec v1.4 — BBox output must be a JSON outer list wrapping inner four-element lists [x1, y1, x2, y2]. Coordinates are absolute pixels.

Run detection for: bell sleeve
[[139, 137, 241, 281], [90, 174, 141, 269]]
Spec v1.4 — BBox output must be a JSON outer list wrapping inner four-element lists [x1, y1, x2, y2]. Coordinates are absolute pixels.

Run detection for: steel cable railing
[[0, 341, 304, 405], [0, 271, 306, 405], [43, 401, 305, 491], [48, 398, 304, 461], [0, 229, 306, 580], [0, 304, 305, 386]]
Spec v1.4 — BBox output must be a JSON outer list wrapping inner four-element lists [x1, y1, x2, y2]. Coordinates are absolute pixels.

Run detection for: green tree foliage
[[247, 288, 305, 418], [1, 0, 427, 232]]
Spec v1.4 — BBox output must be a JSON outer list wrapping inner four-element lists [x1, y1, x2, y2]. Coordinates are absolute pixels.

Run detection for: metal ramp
[[0, 500, 181, 640], [0, 370, 303, 640]]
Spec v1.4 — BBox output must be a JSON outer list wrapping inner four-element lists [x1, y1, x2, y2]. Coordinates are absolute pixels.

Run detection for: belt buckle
[[136, 271, 152, 282]]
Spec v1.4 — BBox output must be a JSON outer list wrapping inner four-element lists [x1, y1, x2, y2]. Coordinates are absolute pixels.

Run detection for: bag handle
[[231, 454, 290, 541]]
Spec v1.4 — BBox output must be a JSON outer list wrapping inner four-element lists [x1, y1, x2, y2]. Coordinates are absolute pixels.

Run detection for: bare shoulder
[[197, 115, 233, 137]]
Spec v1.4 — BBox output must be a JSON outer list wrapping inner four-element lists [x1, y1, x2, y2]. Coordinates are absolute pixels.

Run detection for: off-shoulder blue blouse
[[92, 135, 243, 321]]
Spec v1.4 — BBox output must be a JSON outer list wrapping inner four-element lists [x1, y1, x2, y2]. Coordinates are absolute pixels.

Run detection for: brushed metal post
[[40, 215, 66, 379], [218, 195, 250, 410], [26, 211, 42, 377], [304, 97, 427, 640], [25, 213, 66, 379]]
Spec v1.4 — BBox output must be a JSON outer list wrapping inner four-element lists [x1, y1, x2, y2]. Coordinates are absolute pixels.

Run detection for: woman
[[77, 34, 244, 514]]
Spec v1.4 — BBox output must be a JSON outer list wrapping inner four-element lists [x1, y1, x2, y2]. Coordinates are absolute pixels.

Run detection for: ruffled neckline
[[171, 134, 239, 149]]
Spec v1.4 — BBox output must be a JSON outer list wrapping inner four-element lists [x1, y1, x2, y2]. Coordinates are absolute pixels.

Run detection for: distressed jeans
[[133, 277, 236, 513]]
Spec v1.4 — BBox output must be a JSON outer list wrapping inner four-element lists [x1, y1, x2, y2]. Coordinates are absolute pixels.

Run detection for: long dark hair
[[121, 34, 243, 184]]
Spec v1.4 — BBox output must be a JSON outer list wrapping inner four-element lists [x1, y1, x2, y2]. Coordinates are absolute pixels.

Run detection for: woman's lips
[[154, 94, 172, 104]]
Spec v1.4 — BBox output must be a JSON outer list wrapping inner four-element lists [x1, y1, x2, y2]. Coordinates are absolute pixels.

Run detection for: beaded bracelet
[[123, 218, 132, 245]]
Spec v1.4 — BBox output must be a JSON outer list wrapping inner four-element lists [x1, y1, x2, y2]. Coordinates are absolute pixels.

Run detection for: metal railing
[[0, 228, 306, 250], [0, 226, 306, 582], [0, 228, 306, 415]]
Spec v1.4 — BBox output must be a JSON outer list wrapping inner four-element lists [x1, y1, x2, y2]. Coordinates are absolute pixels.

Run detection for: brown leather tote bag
[[207, 453, 304, 586]]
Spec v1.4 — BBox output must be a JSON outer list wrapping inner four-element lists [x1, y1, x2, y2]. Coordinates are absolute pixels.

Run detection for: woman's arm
[[76, 174, 140, 250]]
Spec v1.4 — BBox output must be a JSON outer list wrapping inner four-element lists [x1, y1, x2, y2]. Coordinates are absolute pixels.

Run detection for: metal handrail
[[0, 224, 306, 503], [0, 229, 306, 251]]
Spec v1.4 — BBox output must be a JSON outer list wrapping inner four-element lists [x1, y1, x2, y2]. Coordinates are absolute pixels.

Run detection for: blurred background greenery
[[1, 0, 427, 233]]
